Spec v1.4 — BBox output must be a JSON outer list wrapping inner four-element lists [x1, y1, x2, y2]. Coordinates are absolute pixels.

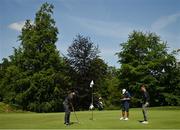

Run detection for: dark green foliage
[[103, 67, 121, 108], [66, 35, 108, 109], [117, 31, 180, 107], [67, 35, 100, 74], [0, 3, 70, 112]]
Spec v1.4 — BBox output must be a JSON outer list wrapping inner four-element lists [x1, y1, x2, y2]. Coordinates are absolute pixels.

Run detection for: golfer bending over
[[63, 91, 76, 126], [141, 84, 150, 124], [120, 89, 131, 120]]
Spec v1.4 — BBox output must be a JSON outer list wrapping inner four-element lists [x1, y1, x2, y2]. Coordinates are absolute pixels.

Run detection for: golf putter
[[70, 103, 79, 123]]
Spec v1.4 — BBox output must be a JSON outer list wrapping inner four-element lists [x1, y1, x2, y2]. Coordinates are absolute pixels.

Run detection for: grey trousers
[[142, 102, 149, 121], [64, 104, 71, 124]]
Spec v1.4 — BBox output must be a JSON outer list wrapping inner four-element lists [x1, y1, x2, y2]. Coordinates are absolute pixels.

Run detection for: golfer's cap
[[122, 89, 126, 94]]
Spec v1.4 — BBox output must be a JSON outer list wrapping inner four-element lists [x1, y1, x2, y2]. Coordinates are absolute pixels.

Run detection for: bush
[[130, 97, 141, 107], [40, 102, 52, 112]]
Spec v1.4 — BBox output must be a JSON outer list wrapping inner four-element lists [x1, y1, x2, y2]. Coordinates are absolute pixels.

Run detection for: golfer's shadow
[[138, 120, 144, 123], [70, 122, 79, 125]]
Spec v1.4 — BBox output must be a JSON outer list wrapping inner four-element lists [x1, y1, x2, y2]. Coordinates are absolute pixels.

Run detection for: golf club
[[70, 102, 79, 123]]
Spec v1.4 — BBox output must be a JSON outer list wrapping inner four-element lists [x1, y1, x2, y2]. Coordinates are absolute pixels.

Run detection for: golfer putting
[[120, 89, 131, 121], [63, 91, 77, 126]]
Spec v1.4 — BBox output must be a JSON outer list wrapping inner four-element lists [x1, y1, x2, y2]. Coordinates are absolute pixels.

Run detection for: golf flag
[[89, 103, 94, 110], [90, 80, 94, 88]]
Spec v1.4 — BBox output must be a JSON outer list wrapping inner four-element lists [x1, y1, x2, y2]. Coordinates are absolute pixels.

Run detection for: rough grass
[[0, 107, 180, 129], [0, 102, 24, 113]]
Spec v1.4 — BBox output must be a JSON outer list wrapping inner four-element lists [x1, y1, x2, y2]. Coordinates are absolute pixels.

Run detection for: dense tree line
[[0, 3, 179, 112], [0, 3, 70, 112], [116, 31, 180, 106]]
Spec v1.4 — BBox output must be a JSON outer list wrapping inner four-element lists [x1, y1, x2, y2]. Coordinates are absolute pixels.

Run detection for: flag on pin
[[90, 80, 94, 88]]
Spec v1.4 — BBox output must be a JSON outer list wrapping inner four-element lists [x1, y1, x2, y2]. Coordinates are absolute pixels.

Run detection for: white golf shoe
[[142, 121, 148, 124], [120, 117, 124, 120], [124, 117, 129, 121]]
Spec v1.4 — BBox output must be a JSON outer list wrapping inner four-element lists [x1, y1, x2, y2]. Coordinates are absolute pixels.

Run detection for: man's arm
[[121, 97, 130, 101], [144, 92, 150, 103]]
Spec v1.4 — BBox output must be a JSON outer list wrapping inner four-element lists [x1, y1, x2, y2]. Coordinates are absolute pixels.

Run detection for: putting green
[[0, 107, 180, 129]]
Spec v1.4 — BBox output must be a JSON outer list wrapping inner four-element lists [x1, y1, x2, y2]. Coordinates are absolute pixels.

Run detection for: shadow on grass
[[138, 120, 145, 123], [69, 121, 79, 125]]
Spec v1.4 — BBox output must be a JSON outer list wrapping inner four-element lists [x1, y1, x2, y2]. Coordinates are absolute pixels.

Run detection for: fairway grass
[[0, 108, 180, 129]]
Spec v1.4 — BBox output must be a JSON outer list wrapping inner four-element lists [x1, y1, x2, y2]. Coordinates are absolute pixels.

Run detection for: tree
[[117, 31, 179, 106], [103, 66, 121, 109], [160, 50, 180, 106], [66, 35, 107, 109], [0, 3, 71, 112], [18, 3, 59, 72], [67, 35, 99, 74]]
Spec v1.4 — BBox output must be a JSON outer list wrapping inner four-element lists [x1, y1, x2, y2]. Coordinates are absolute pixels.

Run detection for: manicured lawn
[[0, 107, 180, 129]]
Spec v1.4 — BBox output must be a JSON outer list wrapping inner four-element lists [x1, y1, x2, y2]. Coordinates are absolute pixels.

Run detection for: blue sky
[[0, 0, 180, 67]]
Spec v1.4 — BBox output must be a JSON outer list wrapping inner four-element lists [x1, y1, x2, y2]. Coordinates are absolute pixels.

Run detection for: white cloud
[[8, 21, 25, 31], [65, 15, 147, 67], [150, 13, 180, 54], [60, 0, 76, 11], [151, 13, 180, 31], [69, 16, 144, 39]]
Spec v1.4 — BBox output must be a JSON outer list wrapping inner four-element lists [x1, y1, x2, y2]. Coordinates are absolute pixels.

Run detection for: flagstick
[[90, 80, 94, 120], [91, 85, 93, 120]]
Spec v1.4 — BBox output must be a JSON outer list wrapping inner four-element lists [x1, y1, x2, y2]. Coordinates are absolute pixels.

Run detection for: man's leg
[[67, 111, 71, 124], [64, 104, 70, 125], [120, 106, 125, 120], [126, 111, 129, 118], [142, 103, 148, 121], [65, 111, 68, 124], [122, 111, 125, 117], [124, 103, 129, 120], [122, 105, 126, 118]]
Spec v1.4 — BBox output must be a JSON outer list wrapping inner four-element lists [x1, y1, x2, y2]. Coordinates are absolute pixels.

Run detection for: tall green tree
[[67, 35, 107, 109], [0, 3, 70, 112], [117, 31, 179, 106]]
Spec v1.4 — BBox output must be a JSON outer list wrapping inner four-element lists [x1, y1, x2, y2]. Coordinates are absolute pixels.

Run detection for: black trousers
[[64, 103, 71, 124]]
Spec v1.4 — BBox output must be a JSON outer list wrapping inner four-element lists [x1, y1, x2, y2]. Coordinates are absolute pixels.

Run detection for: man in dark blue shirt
[[141, 84, 150, 124], [120, 89, 131, 120], [63, 91, 76, 126]]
